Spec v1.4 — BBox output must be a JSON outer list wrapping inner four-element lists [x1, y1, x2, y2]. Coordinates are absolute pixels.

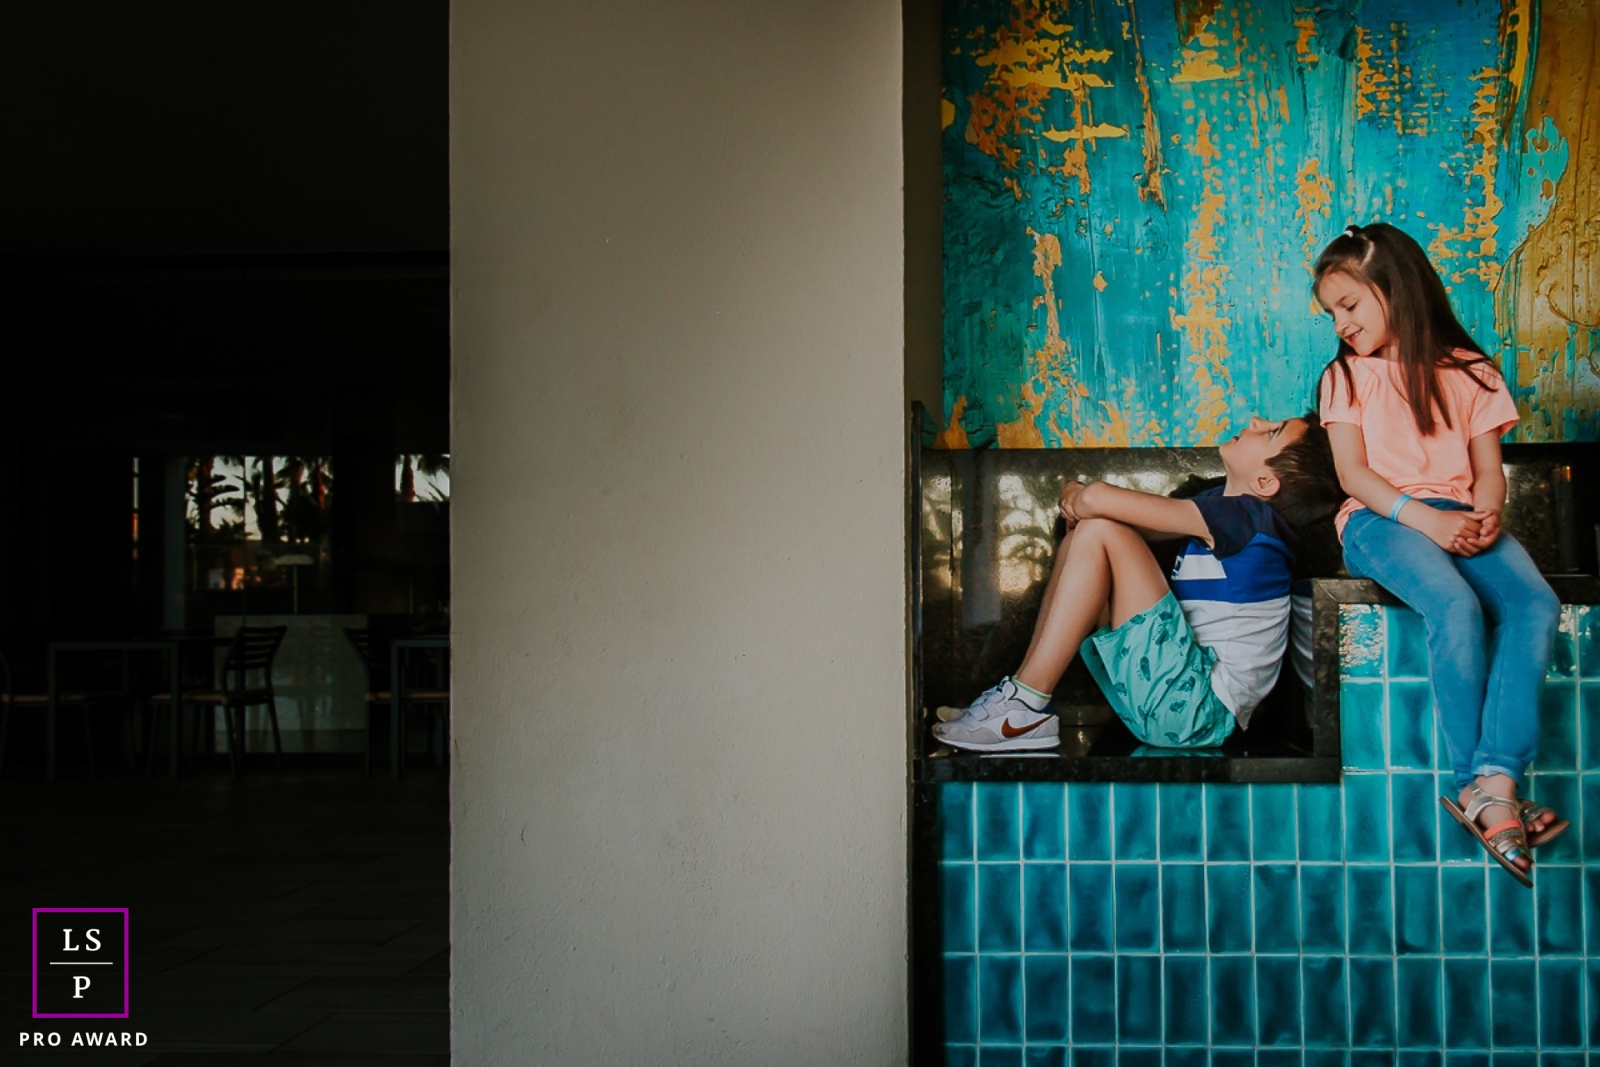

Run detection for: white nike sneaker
[[934, 680, 1010, 723], [932, 680, 1059, 752]]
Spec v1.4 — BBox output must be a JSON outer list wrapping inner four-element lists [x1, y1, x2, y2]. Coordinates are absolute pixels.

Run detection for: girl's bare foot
[[1522, 802, 1556, 837]]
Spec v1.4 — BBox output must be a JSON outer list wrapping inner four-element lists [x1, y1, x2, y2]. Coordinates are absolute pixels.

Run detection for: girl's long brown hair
[[1313, 222, 1499, 436]]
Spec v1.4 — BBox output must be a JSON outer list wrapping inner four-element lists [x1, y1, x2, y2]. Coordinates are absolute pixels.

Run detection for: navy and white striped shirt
[[1168, 488, 1295, 729]]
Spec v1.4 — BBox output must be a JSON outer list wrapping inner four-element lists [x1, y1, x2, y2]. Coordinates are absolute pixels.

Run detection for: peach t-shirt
[[1318, 352, 1519, 537]]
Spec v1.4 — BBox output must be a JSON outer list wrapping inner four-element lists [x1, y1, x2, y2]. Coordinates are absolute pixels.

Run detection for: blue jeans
[[1343, 501, 1560, 790]]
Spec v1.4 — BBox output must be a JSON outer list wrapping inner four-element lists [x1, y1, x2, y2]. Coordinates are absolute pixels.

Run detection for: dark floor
[[0, 760, 449, 1065]]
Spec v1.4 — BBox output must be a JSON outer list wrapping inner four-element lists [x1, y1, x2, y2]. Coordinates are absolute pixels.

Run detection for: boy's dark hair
[[1265, 413, 1342, 528]]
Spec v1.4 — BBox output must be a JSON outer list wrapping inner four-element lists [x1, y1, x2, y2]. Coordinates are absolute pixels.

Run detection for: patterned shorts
[[1080, 591, 1235, 749]]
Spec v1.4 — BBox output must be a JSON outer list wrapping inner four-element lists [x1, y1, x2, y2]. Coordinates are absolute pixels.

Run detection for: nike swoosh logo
[[1000, 717, 1048, 739]]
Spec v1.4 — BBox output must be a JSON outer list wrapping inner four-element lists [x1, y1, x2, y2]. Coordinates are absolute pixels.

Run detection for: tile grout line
[[1577, 612, 1589, 1055], [1060, 781, 1070, 1052], [1014, 782, 1024, 1051], [1107, 781, 1117, 1050], [1383, 609, 1402, 1054]]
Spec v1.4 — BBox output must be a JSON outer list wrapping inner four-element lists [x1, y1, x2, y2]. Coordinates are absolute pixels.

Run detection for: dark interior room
[[3, 3, 452, 1060]]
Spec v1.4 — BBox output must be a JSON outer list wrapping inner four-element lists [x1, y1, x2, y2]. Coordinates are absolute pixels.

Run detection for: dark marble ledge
[[918, 751, 1339, 784], [915, 713, 1341, 783], [1315, 573, 1600, 605]]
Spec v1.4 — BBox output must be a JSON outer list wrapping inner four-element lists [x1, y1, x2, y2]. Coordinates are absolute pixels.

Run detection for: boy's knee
[[1074, 517, 1136, 542]]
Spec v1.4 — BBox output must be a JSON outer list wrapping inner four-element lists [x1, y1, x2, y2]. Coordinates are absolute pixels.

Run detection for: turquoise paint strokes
[[1508, 116, 1568, 253], [942, 0, 1587, 446]]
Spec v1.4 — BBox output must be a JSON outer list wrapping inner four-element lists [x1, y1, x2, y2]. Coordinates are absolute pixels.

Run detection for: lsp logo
[[31, 908, 129, 1019]]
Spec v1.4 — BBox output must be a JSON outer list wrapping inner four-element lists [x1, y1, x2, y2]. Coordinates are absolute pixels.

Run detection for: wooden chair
[[0, 650, 98, 780], [345, 628, 448, 776], [149, 626, 288, 776], [345, 627, 388, 776]]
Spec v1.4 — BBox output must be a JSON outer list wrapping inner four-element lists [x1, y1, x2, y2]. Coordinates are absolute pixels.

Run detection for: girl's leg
[[1342, 510, 1488, 790], [1454, 534, 1561, 787], [1013, 519, 1168, 695]]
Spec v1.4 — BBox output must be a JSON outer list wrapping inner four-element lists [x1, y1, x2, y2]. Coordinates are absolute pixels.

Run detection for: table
[[389, 636, 450, 778], [213, 614, 368, 755], [46, 641, 181, 783]]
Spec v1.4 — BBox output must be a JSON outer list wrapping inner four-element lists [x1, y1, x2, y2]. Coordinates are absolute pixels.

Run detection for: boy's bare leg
[[1017, 527, 1094, 668], [1013, 518, 1171, 695], [1020, 529, 1102, 666]]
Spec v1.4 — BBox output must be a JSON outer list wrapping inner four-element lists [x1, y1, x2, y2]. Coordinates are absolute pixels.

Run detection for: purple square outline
[[31, 908, 130, 1019]]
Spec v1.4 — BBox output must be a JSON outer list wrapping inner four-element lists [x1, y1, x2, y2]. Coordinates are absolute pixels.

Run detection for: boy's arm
[[1063, 481, 1212, 544]]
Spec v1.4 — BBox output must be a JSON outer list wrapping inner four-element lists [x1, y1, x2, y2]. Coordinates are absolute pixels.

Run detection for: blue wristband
[[1388, 494, 1413, 522]]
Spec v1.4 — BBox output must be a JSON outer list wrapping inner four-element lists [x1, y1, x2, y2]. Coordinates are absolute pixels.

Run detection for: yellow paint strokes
[[1168, 115, 1237, 444], [965, 7, 1120, 187], [1293, 17, 1319, 66], [1060, 46, 1114, 65], [1080, 401, 1133, 446], [1241, 81, 1269, 156], [1276, 85, 1290, 123], [1004, 177, 1025, 200], [1044, 80, 1118, 194], [997, 393, 1048, 446], [975, 36, 1113, 92], [997, 228, 1068, 448], [1499, 0, 1533, 111], [935, 396, 972, 450], [1063, 362, 1169, 446], [1172, 29, 1240, 83], [1426, 70, 1505, 289], [1497, 0, 1600, 441], [1352, 28, 1383, 122], [1027, 229, 1063, 350], [1353, 25, 1420, 135], [1175, 0, 1225, 43], [997, 227, 1145, 448], [1293, 158, 1334, 272], [1055, 139, 1091, 193], [1003, 68, 1114, 92], [1093, 271, 1108, 291], [1043, 123, 1128, 142], [941, 97, 955, 130], [965, 84, 1049, 170], [1127, 0, 1167, 208]]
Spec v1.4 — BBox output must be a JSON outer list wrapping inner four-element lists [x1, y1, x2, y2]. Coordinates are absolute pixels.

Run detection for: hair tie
[[1343, 225, 1362, 239]]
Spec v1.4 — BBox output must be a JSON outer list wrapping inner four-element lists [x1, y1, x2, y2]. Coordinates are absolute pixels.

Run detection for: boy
[[934, 414, 1340, 752]]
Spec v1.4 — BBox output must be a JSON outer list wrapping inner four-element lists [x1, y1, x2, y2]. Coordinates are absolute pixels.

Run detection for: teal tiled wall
[[939, 604, 1597, 1059]]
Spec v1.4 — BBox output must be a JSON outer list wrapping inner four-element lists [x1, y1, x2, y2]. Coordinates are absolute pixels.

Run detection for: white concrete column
[[450, 1, 908, 1062]]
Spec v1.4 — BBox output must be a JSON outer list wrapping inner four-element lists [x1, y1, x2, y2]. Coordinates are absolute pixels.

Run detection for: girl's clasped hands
[[1422, 506, 1501, 557]]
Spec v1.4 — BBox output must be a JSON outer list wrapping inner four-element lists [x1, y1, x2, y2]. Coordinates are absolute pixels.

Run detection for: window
[[186, 456, 332, 593], [396, 454, 449, 504]]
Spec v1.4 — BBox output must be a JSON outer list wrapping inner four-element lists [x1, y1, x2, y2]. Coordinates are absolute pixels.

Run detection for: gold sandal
[[1441, 787, 1533, 888], [1519, 798, 1570, 848]]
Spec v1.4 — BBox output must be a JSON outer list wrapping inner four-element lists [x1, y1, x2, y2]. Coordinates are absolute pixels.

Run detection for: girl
[[1315, 222, 1565, 887]]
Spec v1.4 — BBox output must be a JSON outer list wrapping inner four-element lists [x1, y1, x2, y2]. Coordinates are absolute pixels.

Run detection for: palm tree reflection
[[186, 455, 333, 597]]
